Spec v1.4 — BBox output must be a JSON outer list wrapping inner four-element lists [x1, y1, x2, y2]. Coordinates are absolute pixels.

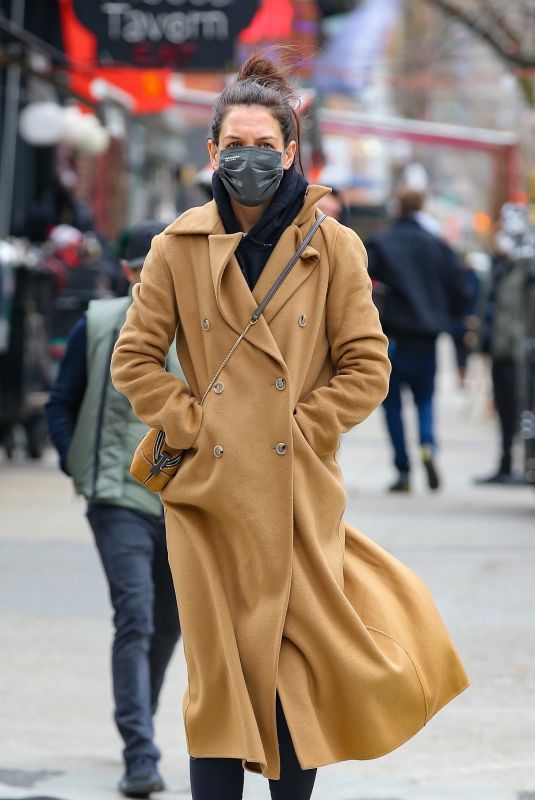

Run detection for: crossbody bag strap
[[250, 212, 326, 323], [200, 212, 327, 405]]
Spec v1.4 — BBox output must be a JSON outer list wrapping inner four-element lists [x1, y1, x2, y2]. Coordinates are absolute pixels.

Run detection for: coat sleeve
[[110, 235, 202, 450], [442, 242, 471, 320], [364, 238, 385, 281], [293, 224, 391, 456], [44, 315, 88, 474]]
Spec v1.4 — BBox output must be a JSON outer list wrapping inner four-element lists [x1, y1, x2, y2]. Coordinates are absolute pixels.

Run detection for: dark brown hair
[[397, 187, 425, 215], [209, 49, 303, 171]]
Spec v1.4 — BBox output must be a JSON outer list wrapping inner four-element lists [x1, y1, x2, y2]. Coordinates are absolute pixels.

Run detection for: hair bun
[[236, 51, 294, 98]]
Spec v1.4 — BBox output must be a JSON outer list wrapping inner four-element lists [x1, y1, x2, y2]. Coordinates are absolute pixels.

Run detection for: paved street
[[1, 344, 534, 800]]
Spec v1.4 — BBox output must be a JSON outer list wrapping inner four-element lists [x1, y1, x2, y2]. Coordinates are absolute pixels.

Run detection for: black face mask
[[217, 146, 285, 207]]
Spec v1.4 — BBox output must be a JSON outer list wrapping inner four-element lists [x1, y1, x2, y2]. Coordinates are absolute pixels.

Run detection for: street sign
[[69, 0, 260, 69]]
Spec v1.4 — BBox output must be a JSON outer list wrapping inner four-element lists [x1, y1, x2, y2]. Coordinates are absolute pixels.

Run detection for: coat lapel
[[208, 233, 286, 367], [208, 232, 246, 335], [166, 186, 331, 367]]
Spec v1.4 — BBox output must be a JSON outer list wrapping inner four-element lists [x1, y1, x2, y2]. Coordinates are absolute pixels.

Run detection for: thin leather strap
[[201, 318, 255, 404], [201, 212, 326, 405]]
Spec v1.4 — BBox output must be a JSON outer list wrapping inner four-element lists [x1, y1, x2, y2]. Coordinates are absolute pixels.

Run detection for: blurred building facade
[[0, 0, 319, 241], [1, 1, 534, 246]]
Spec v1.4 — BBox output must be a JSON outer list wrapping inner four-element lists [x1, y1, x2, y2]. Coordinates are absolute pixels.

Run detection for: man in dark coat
[[367, 188, 468, 492]]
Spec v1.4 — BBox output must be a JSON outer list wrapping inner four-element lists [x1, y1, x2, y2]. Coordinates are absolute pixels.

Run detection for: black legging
[[189, 694, 317, 800], [492, 358, 518, 474]]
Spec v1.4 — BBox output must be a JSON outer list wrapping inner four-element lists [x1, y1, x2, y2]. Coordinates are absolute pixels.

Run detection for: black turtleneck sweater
[[212, 165, 308, 290]]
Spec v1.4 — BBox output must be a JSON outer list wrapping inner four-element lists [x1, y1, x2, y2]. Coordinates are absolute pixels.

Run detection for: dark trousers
[[87, 504, 181, 766], [382, 338, 437, 472], [491, 358, 518, 474], [189, 694, 317, 800]]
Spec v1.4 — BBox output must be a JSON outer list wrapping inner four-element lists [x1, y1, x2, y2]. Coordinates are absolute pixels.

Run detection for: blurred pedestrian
[[24, 158, 94, 243], [367, 187, 468, 492], [45, 221, 183, 798], [474, 203, 532, 485], [111, 52, 467, 800], [450, 253, 481, 388], [317, 186, 349, 224]]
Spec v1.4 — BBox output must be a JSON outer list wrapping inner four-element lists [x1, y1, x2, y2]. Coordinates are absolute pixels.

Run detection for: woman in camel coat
[[111, 53, 468, 800]]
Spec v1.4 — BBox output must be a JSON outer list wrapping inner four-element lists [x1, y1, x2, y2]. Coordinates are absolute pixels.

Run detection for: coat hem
[[294, 679, 470, 772]]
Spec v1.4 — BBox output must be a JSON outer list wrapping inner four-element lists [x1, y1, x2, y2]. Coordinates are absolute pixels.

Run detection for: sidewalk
[[1, 343, 534, 800]]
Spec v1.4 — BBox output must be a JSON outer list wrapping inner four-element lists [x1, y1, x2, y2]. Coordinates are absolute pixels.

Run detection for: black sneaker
[[388, 472, 411, 492], [421, 447, 440, 491], [119, 758, 165, 798], [474, 471, 525, 486]]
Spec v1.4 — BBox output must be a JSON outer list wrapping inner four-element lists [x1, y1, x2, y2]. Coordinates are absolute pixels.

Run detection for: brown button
[[202, 319, 210, 331], [213, 445, 224, 458], [298, 314, 307, 327], [275, 442, 287, 455], [275, 377, 286, 391], [213, 382, 224, 394]]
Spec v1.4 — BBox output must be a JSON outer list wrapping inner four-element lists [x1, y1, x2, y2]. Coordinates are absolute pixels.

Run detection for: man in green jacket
[[46, 221, 183, 798]]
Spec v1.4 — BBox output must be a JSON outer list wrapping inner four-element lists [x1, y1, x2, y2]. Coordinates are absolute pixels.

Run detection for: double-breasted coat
[[111, 186, 469, 780]]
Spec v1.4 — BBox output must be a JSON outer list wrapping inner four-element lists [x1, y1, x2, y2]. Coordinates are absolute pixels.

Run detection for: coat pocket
[[292, 406, 340, 458]]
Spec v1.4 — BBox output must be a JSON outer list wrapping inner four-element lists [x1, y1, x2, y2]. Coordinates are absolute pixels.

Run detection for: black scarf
[[212, 165, 308, 290]]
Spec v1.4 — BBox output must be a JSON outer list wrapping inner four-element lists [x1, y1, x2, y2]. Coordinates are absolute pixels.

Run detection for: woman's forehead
[[220, 105, 281, 138]]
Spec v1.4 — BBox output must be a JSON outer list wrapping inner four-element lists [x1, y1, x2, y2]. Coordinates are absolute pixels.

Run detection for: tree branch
[[420, 0, 535, 68], [484, 4, 521, 52]]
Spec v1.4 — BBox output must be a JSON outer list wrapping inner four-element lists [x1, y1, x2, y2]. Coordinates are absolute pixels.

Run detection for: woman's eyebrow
[[222, 134, 277, 141]]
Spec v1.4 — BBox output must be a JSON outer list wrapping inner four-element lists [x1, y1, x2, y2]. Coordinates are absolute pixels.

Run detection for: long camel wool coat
[[111, 185, 469, 780]]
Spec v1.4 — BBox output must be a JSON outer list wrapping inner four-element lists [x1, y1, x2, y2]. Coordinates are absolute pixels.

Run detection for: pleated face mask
[[218, 146, 284, 207]]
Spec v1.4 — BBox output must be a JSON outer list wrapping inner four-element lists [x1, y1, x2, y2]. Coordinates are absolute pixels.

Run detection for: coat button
[[214, 445, 224, 458], [213, 382, 224, 394], [275, 377, 286, 391], [298, 314, 307, 327], [202, 318, 210, 331], [275, 442, 287, 455]]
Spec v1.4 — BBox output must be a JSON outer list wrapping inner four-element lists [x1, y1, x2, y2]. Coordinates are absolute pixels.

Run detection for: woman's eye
[[226, 141, 273, 149]]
